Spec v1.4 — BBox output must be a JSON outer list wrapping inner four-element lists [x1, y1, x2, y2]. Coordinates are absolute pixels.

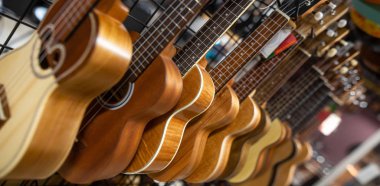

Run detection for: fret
[[233, 33, 302, 101], [174, 0, 257, 75], [122, 0, 203, 82]]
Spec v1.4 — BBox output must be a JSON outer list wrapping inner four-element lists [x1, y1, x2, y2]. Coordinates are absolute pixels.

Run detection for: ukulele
[[0, 0, 132, 179], [59, 0, 208, 183], [187, 31, 304, 182], [125, 0, 258, 174], [221, 32, 304, 180], [183, 0, 329, 182], [149, 9, 290, 183], [228, 16, 350, 181]]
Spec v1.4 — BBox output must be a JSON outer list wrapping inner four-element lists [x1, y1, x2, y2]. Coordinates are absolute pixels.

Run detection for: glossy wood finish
[[185, 98, 261, 183], [125, 59, 215, 173], [228, 119, 286, 183], [272, 141, 312, 186], [219, 107, 269, 179], [236, 128, 294, 186], [149, 86, 239, 181], [59, 45, 182, 183], [0, 0, 132, 179]]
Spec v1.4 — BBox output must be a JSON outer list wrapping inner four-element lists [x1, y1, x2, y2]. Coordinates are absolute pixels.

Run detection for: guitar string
[[174, 0, 255, 75], [208, 0, 311, 91]]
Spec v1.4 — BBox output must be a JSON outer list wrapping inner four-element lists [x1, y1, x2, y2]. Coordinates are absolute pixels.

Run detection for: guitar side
[[272, 141, 312, 186], [228, 119, 286, 183], [149, 86, 239, 181], [185, 97, 261, 183], [125, 60, 215, 173], [0, 1, 132, 179]]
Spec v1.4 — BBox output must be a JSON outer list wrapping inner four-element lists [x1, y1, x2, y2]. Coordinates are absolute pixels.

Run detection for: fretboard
[[209, 11, 289, 93], [233, 32, 303, 102], [174, 0, 256, 75], [286, 87, 331, 134], [41, 0, 98, 40], [253, 46, 310, 105], [125, 0, 203, 82]]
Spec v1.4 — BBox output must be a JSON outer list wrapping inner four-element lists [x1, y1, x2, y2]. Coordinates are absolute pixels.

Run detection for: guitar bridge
[[0, 84, 10, 128]]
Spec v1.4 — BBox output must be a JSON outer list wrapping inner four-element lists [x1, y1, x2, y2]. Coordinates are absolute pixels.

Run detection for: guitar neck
[[233, 32, 303, 102], [209, 11, 289, 93], [39, 0, 98, 40], [174, 0, 256, 75], [126, 0, 205, 82], [253, 47, 311, 105]]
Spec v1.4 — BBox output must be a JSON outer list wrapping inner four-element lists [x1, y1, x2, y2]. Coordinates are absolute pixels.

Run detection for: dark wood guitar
[[125, 0, 257, 174], [59, 0, 207, 183], [0, 0, 132, 179]]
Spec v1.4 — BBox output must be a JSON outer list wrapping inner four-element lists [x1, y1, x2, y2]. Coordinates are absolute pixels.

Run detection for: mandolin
[[125, 0, 258, 174], [0, 0, 132, 179], [59, 0, 208, 183]]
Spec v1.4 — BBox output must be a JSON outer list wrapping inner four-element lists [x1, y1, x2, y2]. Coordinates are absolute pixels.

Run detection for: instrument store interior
[[1, 0, 380, 185]]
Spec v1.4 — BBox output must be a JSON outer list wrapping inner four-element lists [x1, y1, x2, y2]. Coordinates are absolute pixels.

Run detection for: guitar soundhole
[[97, 83, 134, 110], [0, 84, 10, 128]]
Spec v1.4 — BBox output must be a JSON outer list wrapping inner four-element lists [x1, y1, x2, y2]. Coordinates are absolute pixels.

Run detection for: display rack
[[0, 0, 280, 185]]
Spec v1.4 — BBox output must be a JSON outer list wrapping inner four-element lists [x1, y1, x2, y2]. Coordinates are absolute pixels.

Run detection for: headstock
[[281, 0, 328, 20], [296, 2, 348, 38]]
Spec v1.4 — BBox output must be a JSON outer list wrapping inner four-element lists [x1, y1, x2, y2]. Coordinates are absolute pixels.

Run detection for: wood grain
[[149, 86, 239, 181], [185, 97, 261, 183], [125, 59, 215, 173], [0, 0, 132, 179], [272, 141, 312, 186], [227, 119, 286, 183], [219, 107, 269, 179], [236, 127, 294, 186]]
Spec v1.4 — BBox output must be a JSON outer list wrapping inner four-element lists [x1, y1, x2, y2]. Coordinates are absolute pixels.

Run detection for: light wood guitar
[[59, 0, 207, 183], [185, 98, 262, 182], [227, 119, 287, 183], [271, 141, 312, 186], [125, 0, 258, 174], [150, 10, 289, 183], [0, 0, 132, 179], [236, 132, 296, 186]]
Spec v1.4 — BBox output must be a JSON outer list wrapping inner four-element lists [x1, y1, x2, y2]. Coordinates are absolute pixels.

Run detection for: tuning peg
[[337, 19, 348, 28], [340, 67, 349, 74], [327, 48, 338, 57], [326, 29, 336, 37], [350, 59, 359, 67], [314, 12, 324, 21]]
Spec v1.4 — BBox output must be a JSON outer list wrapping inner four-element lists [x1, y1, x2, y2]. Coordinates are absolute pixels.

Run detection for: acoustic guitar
[[184, 0, 329, 182], [125, 0, 257, 174], [0, 0, 132, 179], [59, 0, 208, 183], [149, 9, 289, 183]]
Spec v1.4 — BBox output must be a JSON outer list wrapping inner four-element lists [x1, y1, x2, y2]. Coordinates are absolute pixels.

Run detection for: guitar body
[[59, 49, 183, 183], [185, 97, 261, 183], [219, 107, 269, 179], [237, 136, 295, 186], [149, 86, 239, 181], [0, 1, 131, 179], [272, 141, 312, 186], [228, 119, 286, 183], [126, 59, 215, 173]]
